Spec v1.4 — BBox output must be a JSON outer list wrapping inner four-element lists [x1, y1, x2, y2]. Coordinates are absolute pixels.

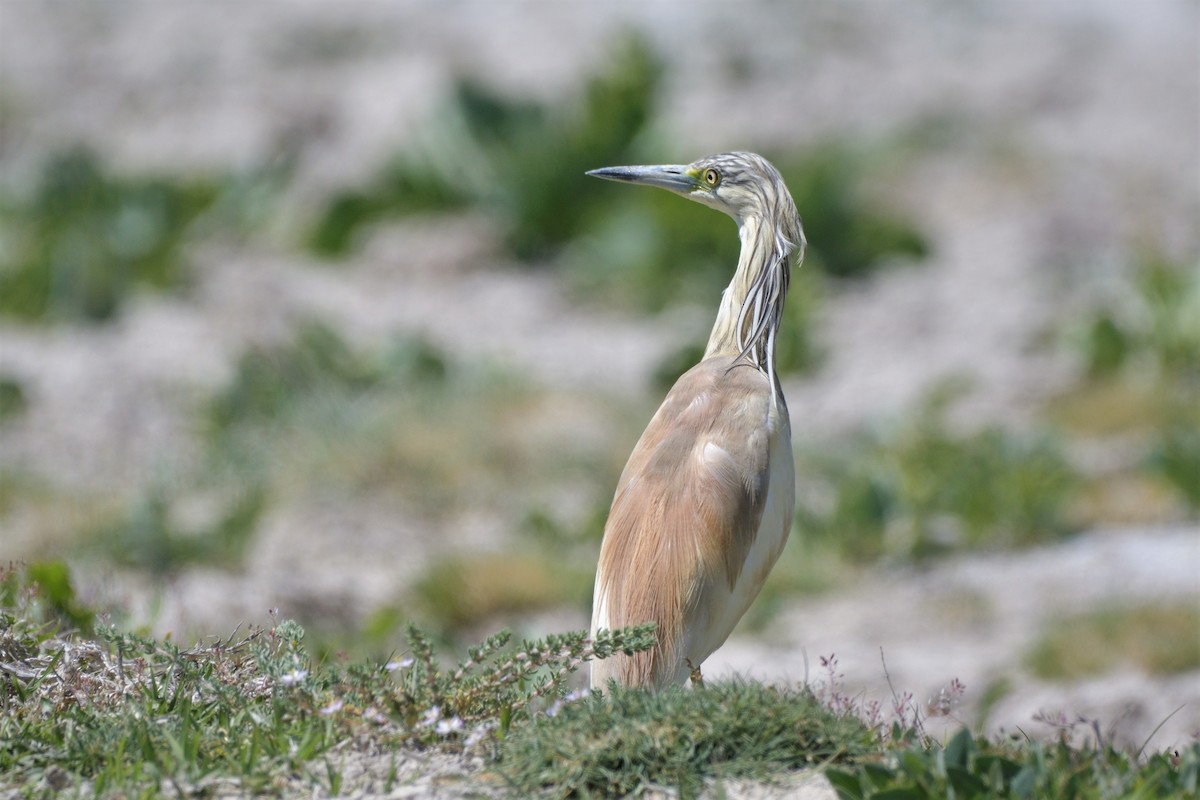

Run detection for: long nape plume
[[731, 223, 804, 390]]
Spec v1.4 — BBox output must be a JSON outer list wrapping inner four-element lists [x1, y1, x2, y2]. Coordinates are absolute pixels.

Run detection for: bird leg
[[686, 659, 705, 688]]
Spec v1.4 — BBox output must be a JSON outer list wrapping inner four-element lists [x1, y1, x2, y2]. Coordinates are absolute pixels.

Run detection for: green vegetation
[[2, 560, 96, 636], [778, 142, 929, 280], [1053, 254, 1200, 515], [1027, 603, 1200, 681], [308, 35, 927, 287], [26, 320, 628, 640], [795, 388, 1078, 564], [1078, 255, 1200, 384], [2, 564, 1195, 799], [742, 386, 1080, 626], [0, 375, 26, 423], [411, 553, 593, 635], [208, 320, 448, 435], [753, 392, 1080, 622], [89, 486, 268, 577], [0, 147, 292, 325], [498, 681, 876, 797], [0, 562, 656, 796], [1151, 425, 1200, 510], [203, 319, 626, 525], [0, 148, 217, 323], [308, 34, 661, 261], [826, 726, 1198, 800]]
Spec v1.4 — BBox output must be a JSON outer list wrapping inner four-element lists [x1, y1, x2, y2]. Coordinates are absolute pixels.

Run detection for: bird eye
[[704, 168, 720, 187]]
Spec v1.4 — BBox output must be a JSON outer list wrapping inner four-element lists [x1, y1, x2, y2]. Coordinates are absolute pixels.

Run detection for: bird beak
[[586, 164, 697, 194]]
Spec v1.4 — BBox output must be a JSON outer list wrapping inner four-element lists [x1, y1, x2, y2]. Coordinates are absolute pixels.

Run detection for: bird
[[587, 152, 805, 689]]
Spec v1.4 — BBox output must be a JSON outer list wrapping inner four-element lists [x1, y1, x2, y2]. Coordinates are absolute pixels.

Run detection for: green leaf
[[862, 762, 898, 789], [825, 767, 866, 800], [1010, 764, 1038, 798], [870, 788, 927, 800], [944, 727, 974, 769], [898, 750, 932, 782], [946, 765, 986, 798]]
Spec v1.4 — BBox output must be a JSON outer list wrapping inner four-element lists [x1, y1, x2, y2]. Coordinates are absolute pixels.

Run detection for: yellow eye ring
[[703, 168, 720, 187]]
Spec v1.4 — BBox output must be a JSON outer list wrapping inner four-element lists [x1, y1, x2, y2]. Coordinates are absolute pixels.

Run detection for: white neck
[[704, 215, 777, 362]]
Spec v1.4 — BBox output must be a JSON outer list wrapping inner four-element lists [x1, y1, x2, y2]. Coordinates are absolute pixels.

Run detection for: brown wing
[[591, 356, 773, 687]]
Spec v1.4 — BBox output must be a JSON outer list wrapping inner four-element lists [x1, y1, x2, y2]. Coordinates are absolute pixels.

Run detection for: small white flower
[[464, 721, 497, 748], [319, 699, 344, 717], [385, 657, 415, 672], [435, 716, 464, 735], [419, 705, 441, 728], [362, 705, 387, 725], [279, 668, 308, 687]]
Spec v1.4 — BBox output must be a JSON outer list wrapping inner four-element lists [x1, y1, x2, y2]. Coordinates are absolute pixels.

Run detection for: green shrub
[[308, 33, 660, 260], [798, 391, 1079, 562], [0, 148, 217, 323]]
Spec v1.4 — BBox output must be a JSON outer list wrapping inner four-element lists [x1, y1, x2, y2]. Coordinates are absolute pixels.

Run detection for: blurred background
[[1, 0, 1197, 748]]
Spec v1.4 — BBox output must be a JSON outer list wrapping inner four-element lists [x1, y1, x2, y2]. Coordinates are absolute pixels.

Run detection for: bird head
[[586, 151, 801, 241]]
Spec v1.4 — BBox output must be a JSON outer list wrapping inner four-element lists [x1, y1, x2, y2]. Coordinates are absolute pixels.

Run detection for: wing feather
[[590, 356, 774, 687]]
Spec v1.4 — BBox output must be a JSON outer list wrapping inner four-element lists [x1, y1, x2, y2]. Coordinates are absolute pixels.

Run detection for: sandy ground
[[1, 0, 1198, 782]]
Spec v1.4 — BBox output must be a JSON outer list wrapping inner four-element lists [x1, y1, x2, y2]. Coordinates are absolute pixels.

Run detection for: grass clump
[[497, 680, 876, 798], [1026, 603, 1200, 681]]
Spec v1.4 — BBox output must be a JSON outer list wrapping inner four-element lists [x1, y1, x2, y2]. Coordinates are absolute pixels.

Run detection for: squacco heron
[[587, 152, 805, 689]]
